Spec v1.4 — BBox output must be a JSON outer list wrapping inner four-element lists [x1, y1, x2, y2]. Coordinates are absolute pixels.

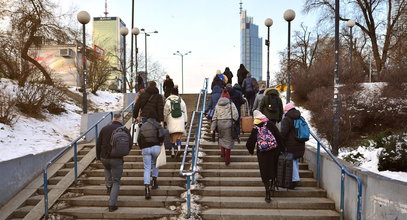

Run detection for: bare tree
[[291, 23, 321, 73], [304, 0, 407, 74]]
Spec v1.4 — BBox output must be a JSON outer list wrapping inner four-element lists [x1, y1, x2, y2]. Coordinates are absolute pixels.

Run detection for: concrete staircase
[[195, 119, 340, 220]]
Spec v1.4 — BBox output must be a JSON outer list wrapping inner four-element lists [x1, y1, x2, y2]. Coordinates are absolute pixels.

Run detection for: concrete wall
[[80, 112, 117, 141], [123, 93, 137, 109], [304, 146, 407, 220], [0, 147, 65, 206]]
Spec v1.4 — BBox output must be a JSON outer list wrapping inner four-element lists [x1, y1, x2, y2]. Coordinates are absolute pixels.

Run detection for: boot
[[264, 182, 271, 203], [151, 177, 158, 189], [145, 184, 151, 199]]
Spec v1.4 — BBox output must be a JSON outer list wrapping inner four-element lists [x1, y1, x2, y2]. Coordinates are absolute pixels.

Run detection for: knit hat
[[253, 110, 269, 125], [216, 69, 222, 74], [284, 102, 295, 112], [220, 89, 230, 98]]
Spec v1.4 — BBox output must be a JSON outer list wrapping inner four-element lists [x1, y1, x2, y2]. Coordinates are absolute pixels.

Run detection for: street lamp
[[120, 27, 129, 93], [347, 19, 355, 66], [77, 11, 90, 114], [333, 0, 341, 156], [173, 51, 191, 94], [140, 29, 158, 86], [132, 27, 140, 92], [264, 18, 273, 88], [130, 0, 135, 92], [284, 9, 295, 104]]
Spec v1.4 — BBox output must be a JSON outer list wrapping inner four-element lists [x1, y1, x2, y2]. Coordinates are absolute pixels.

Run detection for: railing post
[[43, 170, 49, 217], [357, 180, 363, 220], [95, 124, 99, 144], [191, 145, 196, 184], [187, 176, 191, 218], [340, 168, 345, 220], [74, 142, 78, 185], [316, 142, 321, 188]]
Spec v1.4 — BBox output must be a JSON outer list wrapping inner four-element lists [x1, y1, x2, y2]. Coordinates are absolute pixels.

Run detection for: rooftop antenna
[[239, 0, 243, 14], [104, 0, 109, 17]]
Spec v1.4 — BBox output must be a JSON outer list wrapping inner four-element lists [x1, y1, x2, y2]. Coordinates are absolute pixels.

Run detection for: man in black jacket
[[96, 113, 132, 212], [163, 75, 174, 98], [133, 81, 164, 124]]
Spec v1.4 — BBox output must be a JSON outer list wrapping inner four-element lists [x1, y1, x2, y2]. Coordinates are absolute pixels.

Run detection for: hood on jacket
[[265, 88, 280, 96], [146, 86, 159, 95], [217, 97, 231, 106], [166, 94, 180, 101], [212, 85, 223, 94], [233, 83, 242, 91], [285, 108, 301, 120]]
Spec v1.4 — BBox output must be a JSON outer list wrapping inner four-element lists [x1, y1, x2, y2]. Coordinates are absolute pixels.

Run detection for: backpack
[[294, 116, 310, 142], [251, 79, 259, 93], [170, 97, 182, 118], [138, 120, 165, 144], [255, 122, 278, 152], [110, 126, 131, 157], [267, 94, 280, 113]]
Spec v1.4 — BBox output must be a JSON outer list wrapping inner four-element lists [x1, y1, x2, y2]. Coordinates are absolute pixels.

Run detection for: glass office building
[[240, 10, 262, 81]]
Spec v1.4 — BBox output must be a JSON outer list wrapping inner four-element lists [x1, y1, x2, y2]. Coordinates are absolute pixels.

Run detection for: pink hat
[[284, 103, 295, 112]]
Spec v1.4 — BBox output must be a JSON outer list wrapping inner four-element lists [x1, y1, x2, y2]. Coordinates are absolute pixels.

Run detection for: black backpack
[[110, 126, 131, 157], [267, 94, 280, 113]]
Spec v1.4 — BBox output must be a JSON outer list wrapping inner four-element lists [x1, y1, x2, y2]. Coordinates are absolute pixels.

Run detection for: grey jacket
[[210, 97, 239, 131]]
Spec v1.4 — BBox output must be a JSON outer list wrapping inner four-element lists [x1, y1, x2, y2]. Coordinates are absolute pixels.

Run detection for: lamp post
[[120, 27, 129, 93], [173, 51, 191, 94], [333, 0, 340, 156], [347, 19, 355, 66], [140, 29, 158, 86], [130, 0, 135, 91], [132, 27, 140, 92], [264, 18, 273, 88], [284, 9, 295, 104], [77, 11, 90, 114]]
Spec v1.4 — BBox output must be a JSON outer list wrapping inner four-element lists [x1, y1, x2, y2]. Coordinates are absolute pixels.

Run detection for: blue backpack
[[294, 116, 310, 142], [255, 123, 277, 152]]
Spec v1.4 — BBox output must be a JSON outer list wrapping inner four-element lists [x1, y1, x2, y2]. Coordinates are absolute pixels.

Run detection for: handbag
[[156, 143, 167, 168], [229, 102, 238, 140], [131, 122, 141, 145]]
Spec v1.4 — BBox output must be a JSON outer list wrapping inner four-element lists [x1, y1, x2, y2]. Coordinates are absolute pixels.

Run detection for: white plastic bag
[[156, 144, 167, 168], [131, 122, 141, 145]]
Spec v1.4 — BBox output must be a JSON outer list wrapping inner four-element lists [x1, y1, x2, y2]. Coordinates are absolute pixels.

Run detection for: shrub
[[378, 132, 407, 172], [43, 86, 67, 115], [16, 82, 51, 117], [0, 89, 18, 125]]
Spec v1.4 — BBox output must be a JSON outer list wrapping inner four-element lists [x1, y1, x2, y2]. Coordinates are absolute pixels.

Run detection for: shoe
[[288, 181, 299, 190], [220, 154, 224, 158], [108, 206, 118, 212], [211, 132, 216, 142], [145, 184, 151, 199], [225, 161, 230, 166], [265, 182, 271, 203], [151, 177, 158, 189], [171, 147, 175, 158], [237, 137, 241, 144], [106, 186, 112, 195]]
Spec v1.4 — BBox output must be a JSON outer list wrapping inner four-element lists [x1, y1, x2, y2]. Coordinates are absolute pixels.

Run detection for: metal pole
[[349, 27, 353, 67], [286, 21, 292, 104], [130, 0, 134, 92], [316, 142, 321, 188], [340, 168, 345, 220], [145, 33, 148, 84], [135, 35, 138, 91], [122, 36, 127, 93], [74, 142, 78, 185], [82, 23, 88, 114], [333, 0, 340, 155], [181, 54, 184, 94], [266, 26, 270, 88], [43, 170, 48, 217]]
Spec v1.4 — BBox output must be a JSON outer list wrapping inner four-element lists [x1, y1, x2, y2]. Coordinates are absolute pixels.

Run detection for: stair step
[[25, 195, 43, 206], [199, 197, 335, 209], [200, 162, 308, 170], [11, 205, 34, 218], [200, 169, 313, 178], [67, 161, 189, 169], [66, 185, 185, 196], [194, 186, 327, 197], [201, 208, 339, 220], [55, 207, 177, 219], [60, 195, 182, 207], [82, 169, 185, 177], [78, 176, 186, 186], [199, 177, 316, 187]]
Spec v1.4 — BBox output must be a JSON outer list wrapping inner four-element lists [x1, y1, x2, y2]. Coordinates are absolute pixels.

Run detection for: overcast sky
[[60, 0, 320, 93]]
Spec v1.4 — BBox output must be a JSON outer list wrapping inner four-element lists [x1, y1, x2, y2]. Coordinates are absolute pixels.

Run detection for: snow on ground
[[0, 80, 124, 162]]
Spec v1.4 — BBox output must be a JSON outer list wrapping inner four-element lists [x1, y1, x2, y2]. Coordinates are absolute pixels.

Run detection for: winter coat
[[96, 121, 132, 160], [227, 85, 245, 117], [137, 118, 165, 149], [237, 64, 249, 86], [253, 89, 265, 111], [137, 76, 144, 89], [205, 85, 223, 113], [242, 77, 258, 94], [211, 74, 227, 90], [259, 88, 283, 122], [223, 68, 233, 85], [246, 121, 285, 181], [280, 108, 305, 159], [163, 79, 175, 98], [164, 95, 188, 134], [210, 97, 239, 149], [133, 86, 164, 122]]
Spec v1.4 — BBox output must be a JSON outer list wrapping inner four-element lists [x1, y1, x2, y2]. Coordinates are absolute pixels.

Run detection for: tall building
[[92, 17, 126, 69], [240, 9, 263, 80]]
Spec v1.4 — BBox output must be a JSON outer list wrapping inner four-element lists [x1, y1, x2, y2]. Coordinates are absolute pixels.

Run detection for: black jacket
[[96, 121, 132, 160], [280, 108, 305, 159], [133, 86, 164, 122], [223, 68, 233, 84], [246, 121, 285, 154], [237, 64, 249, 86], [163, 79, 174, 97]]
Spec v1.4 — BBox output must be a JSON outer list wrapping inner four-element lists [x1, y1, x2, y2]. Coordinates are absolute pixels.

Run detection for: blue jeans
[[142, 145, 161, 184], [292, 158, 300, 182]]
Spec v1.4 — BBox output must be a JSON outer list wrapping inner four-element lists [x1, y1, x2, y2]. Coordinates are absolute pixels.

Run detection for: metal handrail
[[43, 100, 136, 217], [310, 131, 362, 220], [179, 78, 208, 218]]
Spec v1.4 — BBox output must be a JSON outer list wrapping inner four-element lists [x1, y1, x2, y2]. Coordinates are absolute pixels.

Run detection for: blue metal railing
[[310, 131, 363, 220], [43, 100, 136, 217], [179, 78, 208, 218]]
